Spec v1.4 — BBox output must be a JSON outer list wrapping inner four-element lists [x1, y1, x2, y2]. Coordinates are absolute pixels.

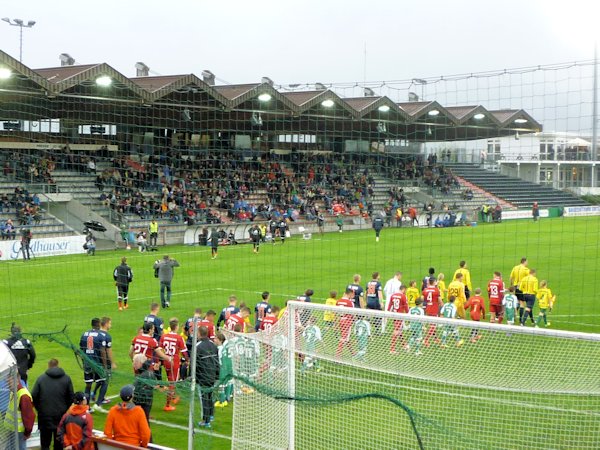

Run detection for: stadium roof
[[0, 49, 542, 141]]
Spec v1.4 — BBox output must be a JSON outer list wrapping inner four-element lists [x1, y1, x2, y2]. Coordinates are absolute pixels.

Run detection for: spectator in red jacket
[[57, 392, 94, 450]]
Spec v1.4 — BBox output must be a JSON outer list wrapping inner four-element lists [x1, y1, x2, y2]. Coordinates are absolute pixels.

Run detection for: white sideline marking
[[2, 247, 213, 268], [152, 418, 233, 441], [0, 289, 210, 319], [319, 373, 600, 417], [553, 314, 600, 318], [215, 287, 299, 299], [558, 321, 599, 327]]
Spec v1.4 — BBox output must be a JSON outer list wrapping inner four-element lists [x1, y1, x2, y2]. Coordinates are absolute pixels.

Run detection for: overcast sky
[[1, 0, 598, 86]]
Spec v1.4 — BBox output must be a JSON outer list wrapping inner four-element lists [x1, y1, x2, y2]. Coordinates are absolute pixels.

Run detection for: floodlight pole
[[287, 302, 297, 450], [592, 43, 598, 187], [188, 317, 199, 450], [2, 18, 36, 62]]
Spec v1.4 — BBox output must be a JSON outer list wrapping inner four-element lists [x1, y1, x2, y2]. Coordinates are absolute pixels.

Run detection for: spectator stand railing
[[91, 431, 175, 450]]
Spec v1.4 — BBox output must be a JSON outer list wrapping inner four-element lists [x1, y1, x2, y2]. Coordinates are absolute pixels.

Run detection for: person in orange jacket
[[104, 385, 151, 448]]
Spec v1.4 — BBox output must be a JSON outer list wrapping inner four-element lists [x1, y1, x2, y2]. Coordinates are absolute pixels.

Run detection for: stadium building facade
[[0, 49, 541, 158]]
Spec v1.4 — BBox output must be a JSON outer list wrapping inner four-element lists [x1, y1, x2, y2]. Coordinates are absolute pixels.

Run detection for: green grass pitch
[[1, 216, 599, 449]]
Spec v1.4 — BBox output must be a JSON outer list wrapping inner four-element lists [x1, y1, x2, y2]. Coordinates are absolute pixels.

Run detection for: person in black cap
[[57, 392, 94, 450], [3, 323, 36, 386], [104, 385, 151, 447]]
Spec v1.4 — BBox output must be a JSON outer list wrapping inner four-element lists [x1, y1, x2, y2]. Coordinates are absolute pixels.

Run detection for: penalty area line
[[319, 372, 600, 417]]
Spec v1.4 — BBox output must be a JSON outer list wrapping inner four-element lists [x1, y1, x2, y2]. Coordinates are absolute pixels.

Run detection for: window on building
[[487, 140, 501, 160], [539, 141, 555, 160]]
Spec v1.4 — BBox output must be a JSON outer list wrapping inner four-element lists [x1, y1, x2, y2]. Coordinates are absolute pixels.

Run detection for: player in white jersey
[[301, 317, 322, 374], [354, 317, 371, 361], [440, 296, 464, 348], [405, 298, 425, 356], [502, 286, 519, 325]]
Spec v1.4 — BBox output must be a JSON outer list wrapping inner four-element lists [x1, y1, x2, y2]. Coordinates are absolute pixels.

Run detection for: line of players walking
[[247, 219, 289, 254], [74, 257, 556, 436], [330, 257, 556, 357]]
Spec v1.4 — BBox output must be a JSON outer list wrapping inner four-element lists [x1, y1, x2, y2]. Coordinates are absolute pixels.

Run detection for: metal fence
[[0, 354, 19, 450]]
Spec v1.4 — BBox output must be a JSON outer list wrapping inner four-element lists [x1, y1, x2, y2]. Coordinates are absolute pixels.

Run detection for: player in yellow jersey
[[535, 280, 555, 328], [278, 302, 288, 320], [447, 272, 467, 318], [437, 273, 447, 303], [510, 257, 530, 323], [406, 280, 420, 308], [519, 269, 538, 326], [453, 261, 472, 299], [323, 290, 338, 332]]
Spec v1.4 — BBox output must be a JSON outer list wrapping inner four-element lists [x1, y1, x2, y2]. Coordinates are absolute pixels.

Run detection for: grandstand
[[0, 47, 556, 249], [446, 163, 590, 208]]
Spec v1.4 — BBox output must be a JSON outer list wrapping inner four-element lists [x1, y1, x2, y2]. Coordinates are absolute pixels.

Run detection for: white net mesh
[[229, 301, 600, 450]]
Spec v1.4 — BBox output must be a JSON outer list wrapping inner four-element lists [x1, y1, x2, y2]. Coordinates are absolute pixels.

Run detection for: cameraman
[[84, 232, 96, 256], [21, 228, 32, 260]]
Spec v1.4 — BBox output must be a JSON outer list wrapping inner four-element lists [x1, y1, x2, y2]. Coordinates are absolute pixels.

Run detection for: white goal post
[[229, 301, 600, 450]]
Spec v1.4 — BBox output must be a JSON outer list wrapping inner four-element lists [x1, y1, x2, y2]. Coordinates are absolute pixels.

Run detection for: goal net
[[229, 301, 600, 450]]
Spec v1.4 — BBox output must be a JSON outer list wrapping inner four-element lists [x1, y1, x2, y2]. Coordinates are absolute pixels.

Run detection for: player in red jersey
[[129, 322, 170, 370], [159, 318, 189, 411], [225, 306, 250, 332], [422, 278, 442, 347], [336, 288, 356, 358], [258, 306, 280, 377], [487, 272, 506, 324], [464, 288, 486, 342], [198, 310, 216, 341], [259, 306, 280, 333], [387, 285, 408, 353]]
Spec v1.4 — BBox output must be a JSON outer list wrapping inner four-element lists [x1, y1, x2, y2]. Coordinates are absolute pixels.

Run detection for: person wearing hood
[[104, 384, 151, 447], [31, 358, 75, 450], [57, 392, 94, 450]]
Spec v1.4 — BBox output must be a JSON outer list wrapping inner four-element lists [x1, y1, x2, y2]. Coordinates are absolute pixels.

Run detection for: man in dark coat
[[113, 256, 133, 310], [372, 215, 385, 242], [195, 326, 219, 428], [31, 358, 75, 450]]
